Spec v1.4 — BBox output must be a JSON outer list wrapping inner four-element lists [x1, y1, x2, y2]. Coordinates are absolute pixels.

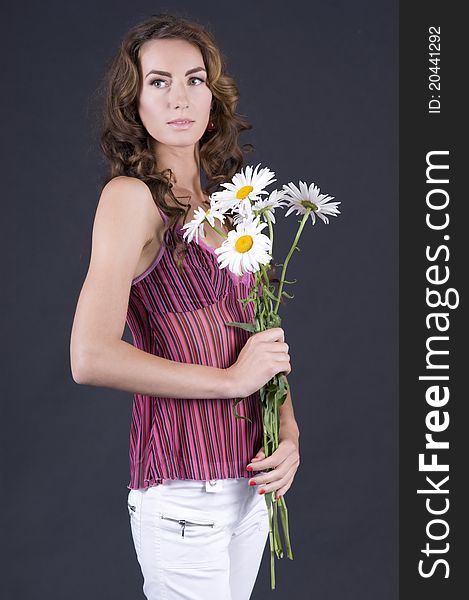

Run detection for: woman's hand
[[246, 427, 300, 500], [225, 327, 291, 398]]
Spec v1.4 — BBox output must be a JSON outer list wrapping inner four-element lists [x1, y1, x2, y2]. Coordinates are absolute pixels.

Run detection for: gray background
[[2, 1, 398, 598]]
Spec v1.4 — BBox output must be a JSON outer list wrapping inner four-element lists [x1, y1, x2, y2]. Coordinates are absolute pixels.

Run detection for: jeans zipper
[[160, 514, 215, 538]]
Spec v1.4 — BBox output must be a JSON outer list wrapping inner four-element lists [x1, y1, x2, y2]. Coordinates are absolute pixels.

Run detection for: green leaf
[[232, 397, 253, 423], [261, 286, 279, 301], [225, 321, 257, 333]]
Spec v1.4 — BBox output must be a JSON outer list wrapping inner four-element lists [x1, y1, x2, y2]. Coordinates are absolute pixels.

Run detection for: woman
[[70, 13, 300, 599]]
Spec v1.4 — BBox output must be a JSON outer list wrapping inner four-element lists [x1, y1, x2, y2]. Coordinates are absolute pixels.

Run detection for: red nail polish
[[249, 480, 256, 486], [246, 465, 253, 471], [259, 489, 265, 495]]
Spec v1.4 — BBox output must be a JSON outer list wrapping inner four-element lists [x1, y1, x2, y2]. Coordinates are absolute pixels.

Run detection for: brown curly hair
[[98, 12, 254, 270]]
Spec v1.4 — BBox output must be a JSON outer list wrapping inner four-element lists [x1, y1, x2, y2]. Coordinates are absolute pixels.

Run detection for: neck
[[154, 141, 204, 198]]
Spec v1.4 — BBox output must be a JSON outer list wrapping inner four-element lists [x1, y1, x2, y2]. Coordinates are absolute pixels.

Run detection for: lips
[[167, 119, 194, 124]]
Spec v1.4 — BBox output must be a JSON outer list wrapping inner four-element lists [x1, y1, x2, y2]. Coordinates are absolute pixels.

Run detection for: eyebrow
[[145, 66, 207, 78]]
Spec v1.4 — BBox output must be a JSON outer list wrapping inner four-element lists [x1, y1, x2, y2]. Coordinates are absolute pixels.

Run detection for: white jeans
[[127, 477, 270, 600]]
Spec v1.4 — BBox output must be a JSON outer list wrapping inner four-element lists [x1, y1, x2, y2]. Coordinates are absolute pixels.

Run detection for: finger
[[251, 446, 265, 459], [275, 481, 292, 500], [258, 474, 291, 496], [247, 458, 276, 471], [257, 327, 284, 342], [249, 460, 293, 487], [266, 342, 289, 353], [250, 451, 265, 462], [248, 444, 294, 471], [249, 471, 284, 489], [248, 451, 265, 468]]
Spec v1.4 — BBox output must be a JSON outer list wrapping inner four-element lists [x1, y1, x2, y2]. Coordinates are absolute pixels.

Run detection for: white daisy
[[282, 181, 341, 225], [210, 163, 277, 219], [180, 204, 226, 244], [251, 188, 288, 225], [214, 214, 272, 276]]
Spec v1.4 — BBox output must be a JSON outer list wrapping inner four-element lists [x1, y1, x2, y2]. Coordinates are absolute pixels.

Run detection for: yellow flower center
[[235, 235, 254, 253], [302, 199, 319, 211], [236, 185, 254, 200]]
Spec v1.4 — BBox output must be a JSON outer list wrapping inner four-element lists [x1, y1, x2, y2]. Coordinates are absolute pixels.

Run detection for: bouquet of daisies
[[181, 163, 340, 589]]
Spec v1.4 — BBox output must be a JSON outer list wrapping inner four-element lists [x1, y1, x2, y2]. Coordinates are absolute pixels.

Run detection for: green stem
[[265, 211, 274, 250], [209, 223, 228, 238], [273, 209, 312, 314]]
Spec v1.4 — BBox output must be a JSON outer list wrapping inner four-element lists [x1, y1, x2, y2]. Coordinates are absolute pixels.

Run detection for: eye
[[189, 76, 205, 85], [149, 78, 167, 88]]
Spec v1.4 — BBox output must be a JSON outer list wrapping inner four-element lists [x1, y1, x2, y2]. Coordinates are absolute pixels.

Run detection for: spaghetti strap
[[155, 203, 169, 225]]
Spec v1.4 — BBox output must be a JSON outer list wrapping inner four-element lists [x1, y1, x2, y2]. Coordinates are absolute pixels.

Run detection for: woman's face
[[137, 38, 213, 149]]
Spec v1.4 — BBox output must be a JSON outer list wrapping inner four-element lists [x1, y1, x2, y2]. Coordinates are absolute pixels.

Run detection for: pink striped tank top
[[125, 205, 263, 490]]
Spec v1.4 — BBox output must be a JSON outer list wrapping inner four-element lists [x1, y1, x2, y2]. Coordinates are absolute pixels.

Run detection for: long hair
[[98, 13, 254, 270]]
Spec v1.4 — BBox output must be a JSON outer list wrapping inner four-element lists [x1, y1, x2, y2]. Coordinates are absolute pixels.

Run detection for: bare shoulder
[[101, 175, 151, 196], [100, 175, 155, 216], [98, 176, 165, 243]]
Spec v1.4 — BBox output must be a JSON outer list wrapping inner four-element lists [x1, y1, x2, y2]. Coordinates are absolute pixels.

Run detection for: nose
[[169, 80, 189, 110]]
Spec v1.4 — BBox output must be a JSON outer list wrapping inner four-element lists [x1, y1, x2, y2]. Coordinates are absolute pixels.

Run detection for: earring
[[206, 119, 216, 132]]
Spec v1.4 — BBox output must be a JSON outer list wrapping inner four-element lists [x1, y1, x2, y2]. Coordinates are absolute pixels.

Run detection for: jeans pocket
[[127, 489, 142, 557], [160, 513, 216, 538], [156, 510, 225, 569], [127, 489, 137, 517]]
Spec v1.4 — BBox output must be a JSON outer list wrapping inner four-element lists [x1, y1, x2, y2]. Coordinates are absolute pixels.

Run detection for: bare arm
[[279, 378, 300, 439], [70, 176, 234, 400]]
